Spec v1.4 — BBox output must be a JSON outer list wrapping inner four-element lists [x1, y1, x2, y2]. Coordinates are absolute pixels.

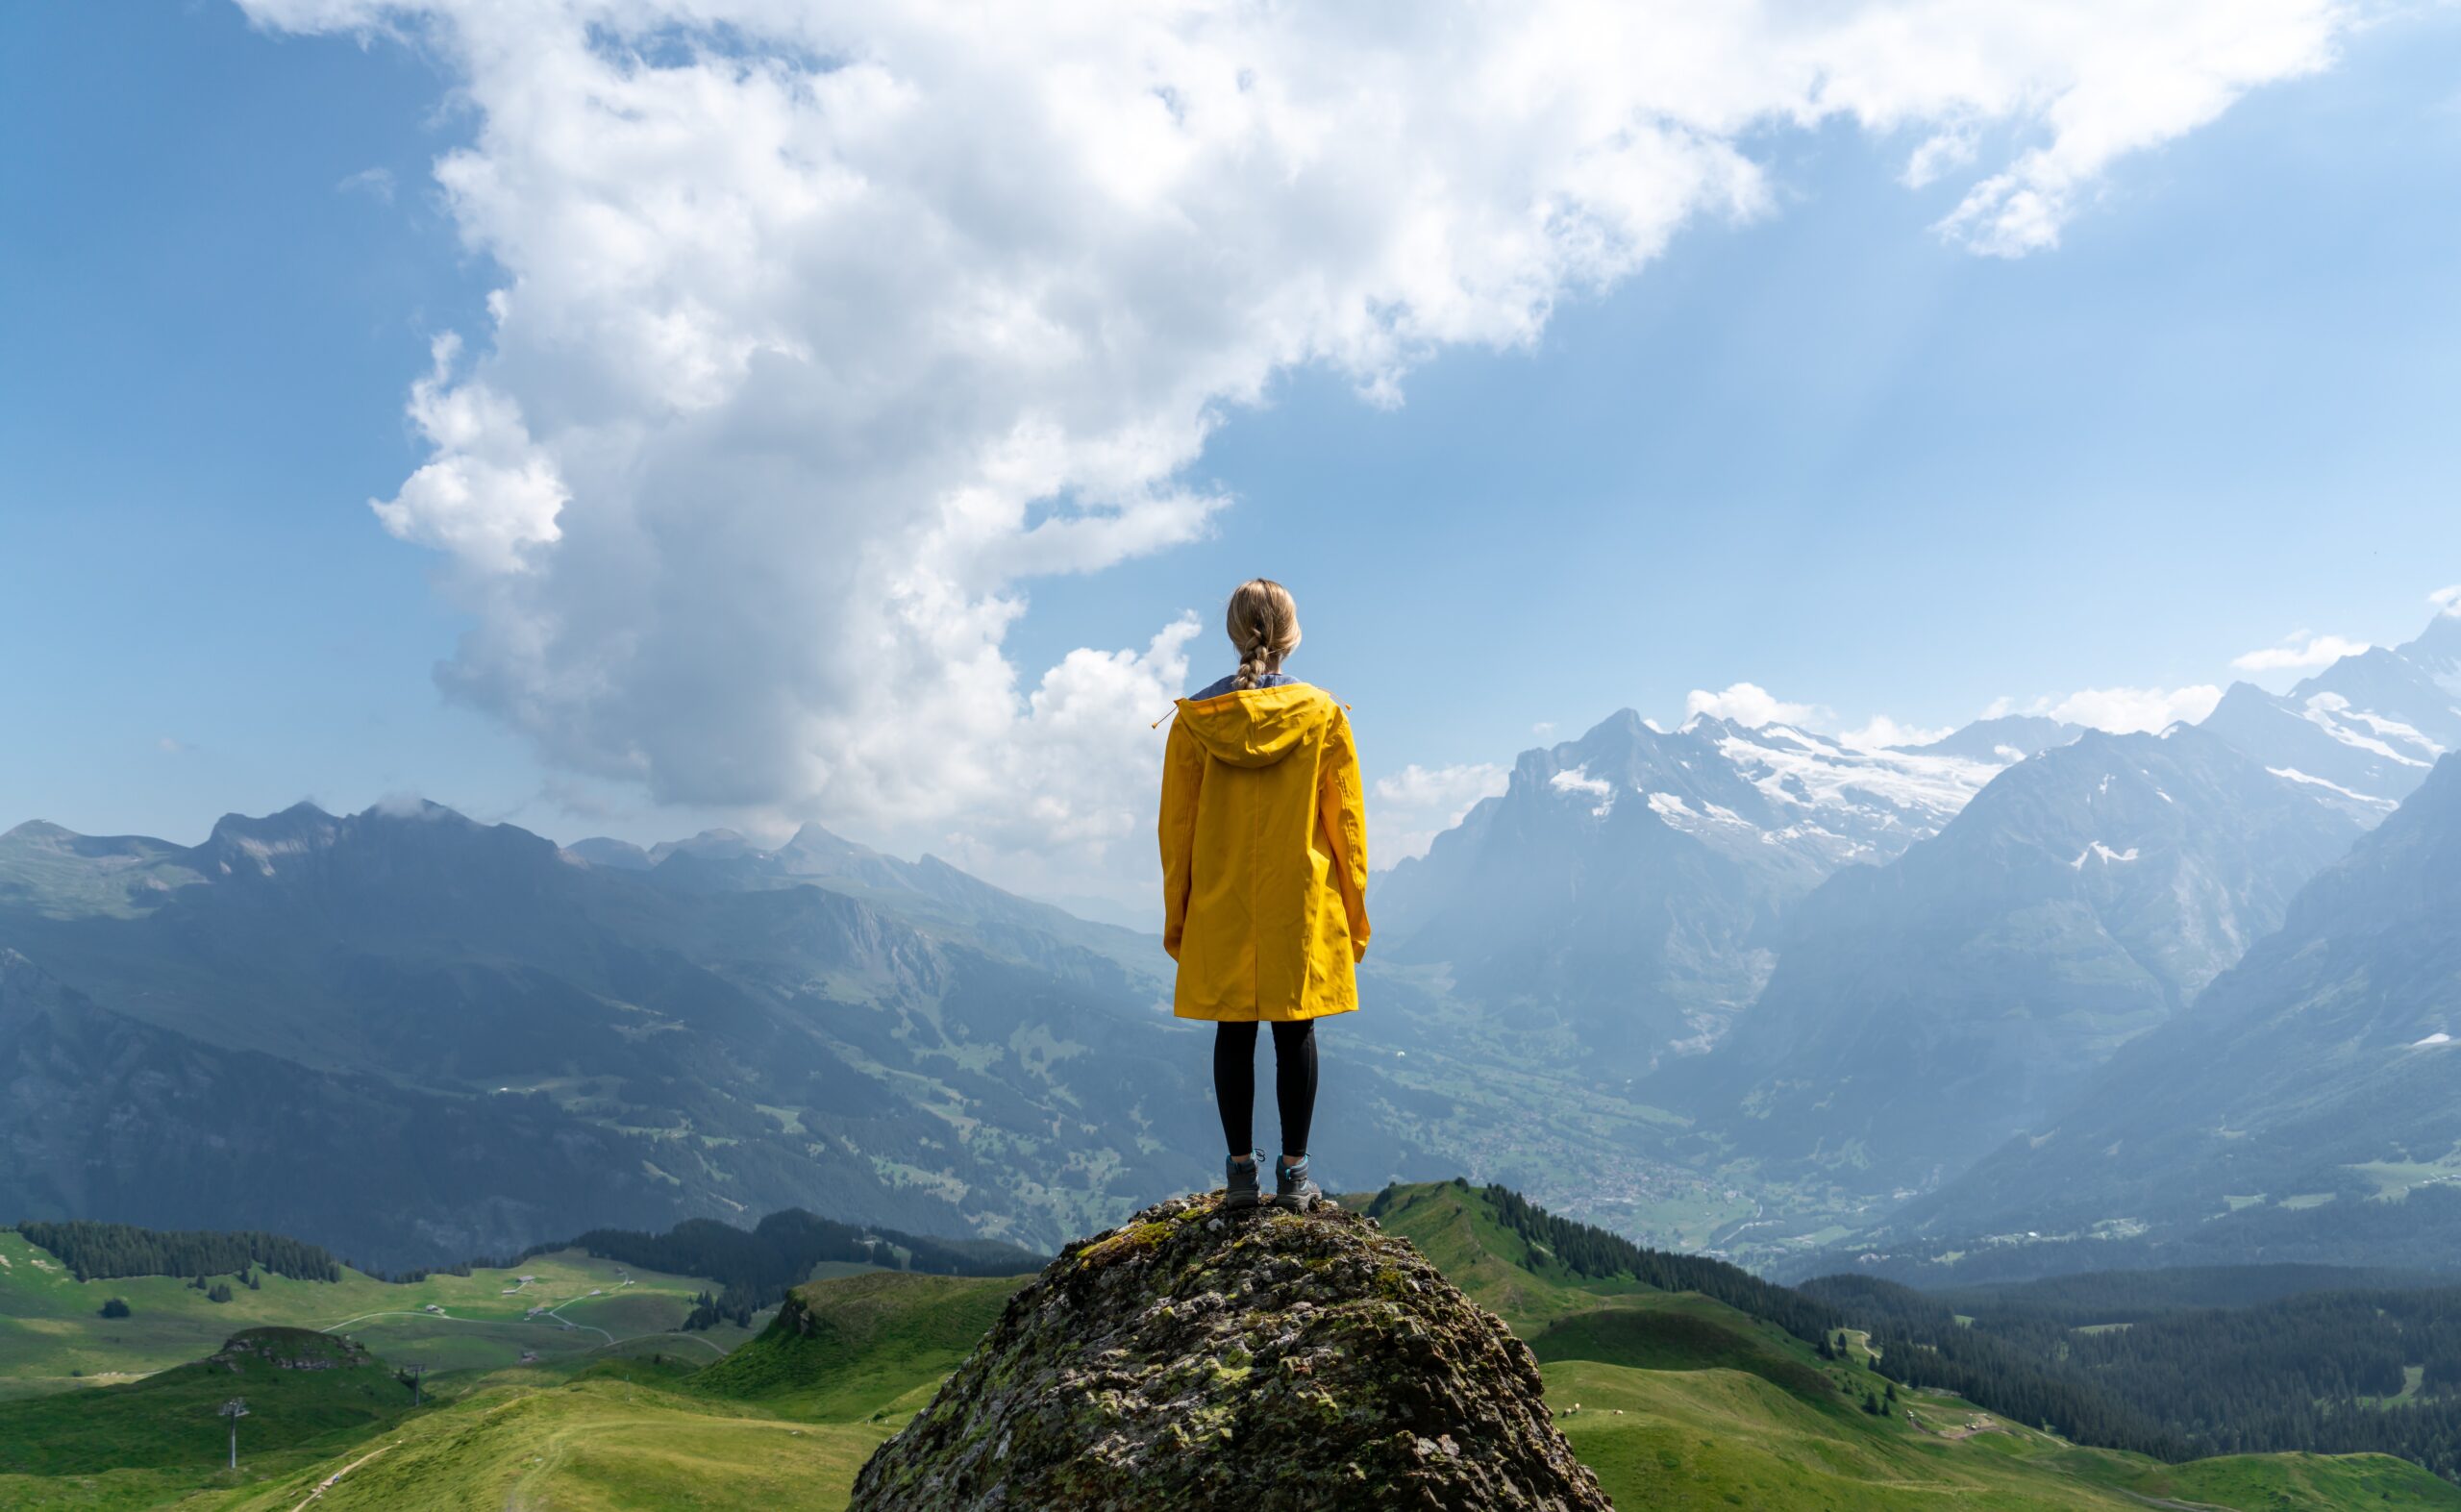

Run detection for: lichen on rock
[[848, 1192, 1611, 1511]]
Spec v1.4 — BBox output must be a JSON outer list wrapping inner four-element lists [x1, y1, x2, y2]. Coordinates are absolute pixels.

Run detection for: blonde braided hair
[[1227, 579, 1302, 690]]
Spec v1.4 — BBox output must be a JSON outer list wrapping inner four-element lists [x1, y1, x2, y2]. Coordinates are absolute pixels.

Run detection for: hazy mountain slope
[[627, 820, 1167, 981], [1672, 725, 2366, 1187], [0, 805, 1454, 1268], [1892, 750, 2461, 1252], [0, 951, 687, 1264], [1370, 710, 2019, 1068], [2404, 608, 2461, 698]]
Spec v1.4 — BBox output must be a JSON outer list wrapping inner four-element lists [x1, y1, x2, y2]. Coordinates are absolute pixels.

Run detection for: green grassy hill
[[0, 1328, 409, 1478], [8, 1184, 2461, 1509], [0, 1228, 762, 1399], [1370, 1180, 2461, 1511], [689, 1271, 1024, 1420]]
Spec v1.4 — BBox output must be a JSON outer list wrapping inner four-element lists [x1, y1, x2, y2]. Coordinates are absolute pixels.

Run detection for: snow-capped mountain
[[1369, 614, 2461, 1091], [1370, 708, 2074, 1070], [1656, 713, 2046, 873], [1673, 722, 2369, 1188], [2200, 612, 2461, 818]]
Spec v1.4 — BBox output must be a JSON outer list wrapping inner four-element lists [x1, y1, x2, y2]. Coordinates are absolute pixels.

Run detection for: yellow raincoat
[[1158, 683, 1370, 1022]]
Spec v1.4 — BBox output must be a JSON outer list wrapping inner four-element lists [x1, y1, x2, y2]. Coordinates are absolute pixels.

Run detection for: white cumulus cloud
[[2431, 584, 2461, 618], [1839, 714, 1954, 751], [2230, 630, 2371, 672], [237, 0, 2351, 903], [371, 335, 567, 574], [1372, 762, 1509, 867], [1686, 682, 1823, 730], [2038, 684, 2223, 733]]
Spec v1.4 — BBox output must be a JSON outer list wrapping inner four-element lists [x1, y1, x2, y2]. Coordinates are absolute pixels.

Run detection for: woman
[[1158, 579, 1371, 1211]]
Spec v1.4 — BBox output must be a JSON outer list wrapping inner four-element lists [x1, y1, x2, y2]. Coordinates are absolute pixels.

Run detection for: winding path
[[316, 1301, 732, 1359], [285, 1440, 399, 1511]]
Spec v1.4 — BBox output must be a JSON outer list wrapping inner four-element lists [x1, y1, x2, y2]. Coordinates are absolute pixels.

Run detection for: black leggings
[[1213, 1020, 1317, 1158]]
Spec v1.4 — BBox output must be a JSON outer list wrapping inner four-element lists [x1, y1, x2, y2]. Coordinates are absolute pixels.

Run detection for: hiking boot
[[1273, 1154, 1326, 1211], [1223, 1152, 1264, 1209]]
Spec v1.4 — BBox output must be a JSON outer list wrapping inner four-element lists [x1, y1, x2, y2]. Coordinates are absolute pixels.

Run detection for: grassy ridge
[[688, 1272, 1023, 1421], [1363, 1178, 1650, 1328]]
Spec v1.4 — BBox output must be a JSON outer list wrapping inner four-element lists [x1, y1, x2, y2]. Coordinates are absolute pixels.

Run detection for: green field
[[6, 1192, 2458, 1509], [211, 1373, 897, 1512], [0, 1230, 764, 1400]]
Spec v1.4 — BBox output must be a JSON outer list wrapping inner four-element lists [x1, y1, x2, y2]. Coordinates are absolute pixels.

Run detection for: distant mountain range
[[10, 608, 2460, 1279], [0, 804, 1462, 1268], [1669, 722, 2365, 1188], [1371, 709, 2074, 1069], [1368, 607, 2461, 1267]]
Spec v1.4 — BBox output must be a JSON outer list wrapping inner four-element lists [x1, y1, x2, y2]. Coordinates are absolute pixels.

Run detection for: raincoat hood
[[1172, 683, 1340, 770]]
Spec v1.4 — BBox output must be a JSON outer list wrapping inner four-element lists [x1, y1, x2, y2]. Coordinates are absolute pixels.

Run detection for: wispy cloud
[[336, 165, 395, 203], [2432, 584, 2461, 618], [2231, 630, 2370, 672]]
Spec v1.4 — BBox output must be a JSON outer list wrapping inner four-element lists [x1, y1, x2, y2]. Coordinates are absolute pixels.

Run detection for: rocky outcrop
[[211, 1326, 375, 1372], [849, 1192, 1610, 1511]]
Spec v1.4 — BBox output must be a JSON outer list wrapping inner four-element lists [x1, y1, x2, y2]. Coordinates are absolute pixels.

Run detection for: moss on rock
[[848, 1192, 1610, 1511]]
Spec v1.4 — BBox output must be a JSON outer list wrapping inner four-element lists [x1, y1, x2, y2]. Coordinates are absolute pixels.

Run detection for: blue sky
[[4, 2, 2458, 910]]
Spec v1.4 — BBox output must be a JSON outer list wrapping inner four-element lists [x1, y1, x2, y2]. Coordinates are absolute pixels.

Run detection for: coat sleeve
[[1158, 714, 1205, 961], [1319, 707, 1372, 962]]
